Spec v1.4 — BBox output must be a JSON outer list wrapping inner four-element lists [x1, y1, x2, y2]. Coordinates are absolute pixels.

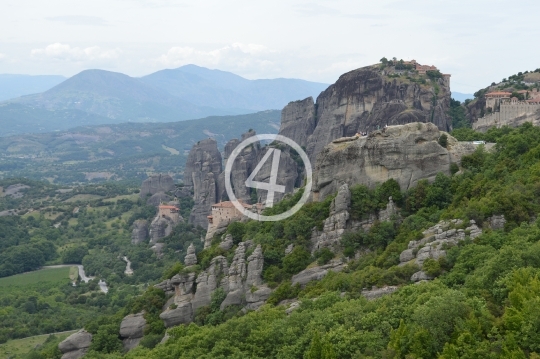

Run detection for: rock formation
[[219, 234, 234, 251], [278, 64, 452, 164], [149, 201, 183, 244], [220, 130, 261, 203], [58, 330, 92, 359], [312, 123, 478, 200], [131, 219, 149, 244], [310, 183, 399, 253], [252, 147, 299, 205], [361, 286, 399, 300], [149, 216, 175, 244], [398, 219, 482, 282], [140, 174, 175, 202], [291, 259, 346, 287], [184, 243, 197, 266], [184, 138, 222, 228], [279, 97, 317, 149], [119, 312, 146, 351], [157, 242, 269, 327], [488, 214, 506, 230]]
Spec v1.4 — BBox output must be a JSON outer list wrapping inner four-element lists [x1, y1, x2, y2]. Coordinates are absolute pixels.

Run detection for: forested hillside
[[15, 122, 540, 358]]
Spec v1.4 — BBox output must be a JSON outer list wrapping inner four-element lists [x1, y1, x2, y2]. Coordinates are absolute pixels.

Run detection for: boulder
[[58, 330, 92, 359], [411, 271, 434, 282], [291, 260, 346, 287], [245, 286, 272, 310], [119, 312, 146, 351], [160, 302, 194, 327], [184, 243, 197, 266], [131, 219, 148, 245]]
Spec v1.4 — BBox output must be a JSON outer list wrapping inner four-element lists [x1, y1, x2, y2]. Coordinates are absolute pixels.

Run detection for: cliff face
[[279, 65, 452, 163], [312, 122, 476, 200], [139, 174, 175, 199], [184, 138, 222, 228]]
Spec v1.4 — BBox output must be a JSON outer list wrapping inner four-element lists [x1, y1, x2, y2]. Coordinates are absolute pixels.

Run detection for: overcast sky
[[1, 0, 539, 93]]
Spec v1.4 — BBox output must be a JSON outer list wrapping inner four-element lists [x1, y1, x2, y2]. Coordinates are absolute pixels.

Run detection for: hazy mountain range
[[0, 74, 66, 101], [0, 65, 327, 136]]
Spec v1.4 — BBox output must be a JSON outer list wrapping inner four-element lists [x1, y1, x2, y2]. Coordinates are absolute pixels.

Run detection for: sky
[[1, 0, 539, 93]]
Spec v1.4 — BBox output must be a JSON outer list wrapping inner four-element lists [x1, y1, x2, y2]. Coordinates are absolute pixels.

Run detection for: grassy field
[[0, 267, 72, 287], [0, 330, 77, 357]]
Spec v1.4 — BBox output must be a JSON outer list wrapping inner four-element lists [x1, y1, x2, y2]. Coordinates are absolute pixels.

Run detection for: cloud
[[155, 43, 276, 71], [46, 15, 109, 26], [31, 43, 121, 62], [294, 2, 386, 19], [0, 53, 5, 60]]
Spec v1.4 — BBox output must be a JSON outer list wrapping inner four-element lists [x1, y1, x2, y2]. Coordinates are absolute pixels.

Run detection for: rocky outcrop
[[219, 234, 234, 251], [398, 219, 482, 282], [131, 219, 149, 245], [140, 174, 175, 201], [58, 330, 92, 359], [278, 65, 451, 164], [310, 184, 351, 253], [159, 272, 197, 327], [149, 202, 183, 244], [119, 312, 146, 351], [190, 256, 229, 312], [157, 242, 269, 327], [487, 214, 506, 230], [310, 183, 399, 253], [312, 123, 477, 200], [146, 192, 173, 207], [252, 147, 299, 205], [361, 286, 399, 300], [221, 130, 261, 203], [149, 217, 172, 244], [184, 138, 222, 228], [291, 260, 346, 287], [184, 243, 197, 266], [280, 97, 317, 149]]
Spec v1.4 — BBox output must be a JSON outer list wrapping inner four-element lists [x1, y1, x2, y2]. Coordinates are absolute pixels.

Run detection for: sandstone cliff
[[312, 122, 476, 200], [279, 64, 452, 164], [184, 138, 222, 228]]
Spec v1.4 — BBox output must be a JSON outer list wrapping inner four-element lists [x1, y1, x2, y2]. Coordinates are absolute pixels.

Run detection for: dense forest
[[10, 122, 539, 358]]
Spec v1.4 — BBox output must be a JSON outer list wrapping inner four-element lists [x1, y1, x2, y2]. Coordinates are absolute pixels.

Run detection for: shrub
[[423, 258, 442, 276], [314, 248, 334, 265], [438, 134, 448, 148], [282, 246, 312, 275]]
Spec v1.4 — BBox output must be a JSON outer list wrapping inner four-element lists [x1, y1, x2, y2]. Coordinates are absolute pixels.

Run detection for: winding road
[[122, 256, 133, 276], [42, 265, 108, 293]]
